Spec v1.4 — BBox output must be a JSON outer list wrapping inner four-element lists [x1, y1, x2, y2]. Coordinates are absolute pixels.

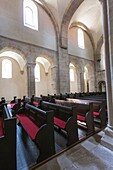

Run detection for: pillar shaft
[[27, 63, 35, 97], [101, 0, 113, 128]]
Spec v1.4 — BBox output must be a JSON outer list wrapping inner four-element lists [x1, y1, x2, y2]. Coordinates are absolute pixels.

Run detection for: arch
[[69, 22, 95, 51], [0, 55, 27, 101], [35, 55, 54, 96], [60, 0, 84, 48], [98, 80, 106, 92], [84, 63, 95, 92], [36, 56, 51, 74], [0, 48, 27, 71]]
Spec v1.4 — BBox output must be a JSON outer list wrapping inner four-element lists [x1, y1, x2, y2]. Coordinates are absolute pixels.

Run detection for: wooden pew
[[0, 104, 16, 170], [16, 103, 55, 163], [55, 99, 94, 135], [66, 98, 107, 128], [39, 101, 79, 146]]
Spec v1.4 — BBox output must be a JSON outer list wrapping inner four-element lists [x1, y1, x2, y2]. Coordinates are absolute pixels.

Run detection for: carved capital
[[98, 0, 103, 4]]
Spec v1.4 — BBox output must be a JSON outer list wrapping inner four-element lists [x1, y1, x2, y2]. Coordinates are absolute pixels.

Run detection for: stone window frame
[[23, 0, 38, 31]]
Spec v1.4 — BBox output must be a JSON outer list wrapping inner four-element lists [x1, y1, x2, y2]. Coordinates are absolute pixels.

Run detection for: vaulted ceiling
[[38, 0, 102, 47]]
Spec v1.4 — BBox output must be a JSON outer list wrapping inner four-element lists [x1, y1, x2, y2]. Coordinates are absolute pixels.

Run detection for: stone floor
[[31, 127, 113, 170]]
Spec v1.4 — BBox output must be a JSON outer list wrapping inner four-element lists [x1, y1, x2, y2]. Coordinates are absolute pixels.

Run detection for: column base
[[101, 126, 113, 151]]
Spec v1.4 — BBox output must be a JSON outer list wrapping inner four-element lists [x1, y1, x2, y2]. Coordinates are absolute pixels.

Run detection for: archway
[[98, 81, 106, 92], [84, 63, 95, 92], [0, 49, 27, 101], [35, 56, 53, 96], [69, 63, 78, 93]]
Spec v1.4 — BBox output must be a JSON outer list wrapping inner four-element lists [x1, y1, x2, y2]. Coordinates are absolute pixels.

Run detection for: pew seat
[[16, 103, 55, 163], [16, 114, 39, 140], [54, 117, 66, 129]]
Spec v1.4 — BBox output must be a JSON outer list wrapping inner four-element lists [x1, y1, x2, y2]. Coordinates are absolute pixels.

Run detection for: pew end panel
[[93, 101, 107, 128], [35, 110, 55, 163], [0, 105, 17, 170], [17, 103, 55, 164], [76, 102, 94, 135], [65, 107, 78, 146], [40, 101, 79, 147]]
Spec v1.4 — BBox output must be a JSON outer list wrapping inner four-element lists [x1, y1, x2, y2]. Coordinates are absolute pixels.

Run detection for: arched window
[[70, 63, 75, 82], [34, 63, 40, 82], [23, 0, 38, 30], [2, 59, 12, 79], [78, 28, 85, 49]]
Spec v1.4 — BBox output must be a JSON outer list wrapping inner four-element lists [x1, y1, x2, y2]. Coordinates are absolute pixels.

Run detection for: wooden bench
[[39, 101, 79, 146], [65, 98, 107, 128], [0, 104, 16, 170], [16, 103, 55, 163], [55, 99, 94, 135]]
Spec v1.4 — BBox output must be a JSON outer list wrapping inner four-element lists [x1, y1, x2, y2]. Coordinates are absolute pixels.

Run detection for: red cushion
[[16, 114, 39, 140], [54, 117, 66, 129], [93, 112, 99, 116], [33, 101, 39, 105], [10, 103, 15, 108], [0, 117, 4, 136], [77, 115, 85, 121]]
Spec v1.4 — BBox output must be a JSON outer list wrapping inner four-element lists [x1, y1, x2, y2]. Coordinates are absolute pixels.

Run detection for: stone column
[[58, 47, 70, 93], [51, 64, 59, 94], [101, 0, 113, 128], [27, 63, 35, 97], [80, 70, 85, 92]]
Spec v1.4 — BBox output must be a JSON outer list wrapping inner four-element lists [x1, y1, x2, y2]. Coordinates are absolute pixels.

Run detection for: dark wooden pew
[[66, 98, 107, 128], [39, 101, 79, 146], [16, 103, 55, 163], [55, 99, 94, 135], [0, 104, 16, 170]]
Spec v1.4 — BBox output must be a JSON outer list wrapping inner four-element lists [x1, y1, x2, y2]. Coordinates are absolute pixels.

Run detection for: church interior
[[0, 0, 113, 170]]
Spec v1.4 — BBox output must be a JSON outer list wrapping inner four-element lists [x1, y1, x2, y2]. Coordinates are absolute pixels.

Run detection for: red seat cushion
[[33, 101, 39, 105], [93, 112, 99, 116], [10, 103, 15, 108], [54, 117, 66, 129], [16, 114, 39, 140], [0, 117, 4, 136], [77, 115, 85, 121]]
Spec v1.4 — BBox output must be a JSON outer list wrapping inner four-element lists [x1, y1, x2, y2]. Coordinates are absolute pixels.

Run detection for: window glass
[[78, 28, 85, 49], [2, 59, 12, 79], [70, 68, 74, 82], [23, 0, 38, 30], [34, 64, 40, 82]]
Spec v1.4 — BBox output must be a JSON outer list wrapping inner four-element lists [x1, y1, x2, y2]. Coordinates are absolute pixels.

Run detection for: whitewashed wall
[[0, 0, 57, 51], [68, 27, 94, 60]]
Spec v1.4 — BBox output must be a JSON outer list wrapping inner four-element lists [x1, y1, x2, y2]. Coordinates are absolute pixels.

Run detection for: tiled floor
[[31, 128, 113, 170]]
